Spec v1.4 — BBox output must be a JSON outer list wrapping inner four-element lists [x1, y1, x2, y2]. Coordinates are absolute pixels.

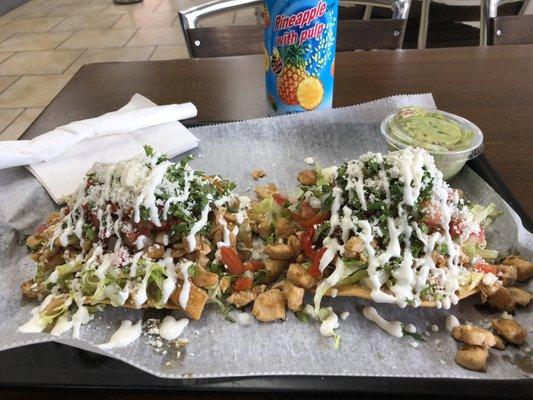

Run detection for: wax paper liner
[[0, 93, 531, 380]]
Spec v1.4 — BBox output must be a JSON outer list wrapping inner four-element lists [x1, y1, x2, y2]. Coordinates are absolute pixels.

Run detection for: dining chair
[[481, 0, 530, 45], [178, 0, 412, 58], [487, 13, 533, 45], [417, 0, 527, 48]]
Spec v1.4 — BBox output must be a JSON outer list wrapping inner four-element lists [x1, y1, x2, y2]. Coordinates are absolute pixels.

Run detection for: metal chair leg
[[417, 0, 430, 49], [363, 5, 373, 19]]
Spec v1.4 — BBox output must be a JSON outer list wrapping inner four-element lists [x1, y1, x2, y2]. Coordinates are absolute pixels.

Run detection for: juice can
[[263, 0, 339, 114]]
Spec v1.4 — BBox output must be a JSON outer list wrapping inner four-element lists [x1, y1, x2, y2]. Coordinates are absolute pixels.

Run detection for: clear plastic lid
[[380, 107, 484, 161]]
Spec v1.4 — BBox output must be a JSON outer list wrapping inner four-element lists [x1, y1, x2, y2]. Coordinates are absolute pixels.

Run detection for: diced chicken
[[219, 276, 231, 293], [146, 244, 164, 259], [486, 287, 516, 312], [282, 281, 305, 311], [491, 318, 527, 345], [287, 263, 318, 289], [455, 345, 489, 372], [287, 234, 301, 255], [191, 266, 219, 288], [258, 219, 272, 240], [251, 169, 266, 180], [297, 170, 317, 186], [252, 289, 286, 322], [26, 234, 43, 251], [496, 264, 517, 286], [503, 256, 533, 282], [431, 252, 447, 268], [227, 290, 256, 308], [21, 279, 41, 300], [479, 280, 502, 298], [170, 282, 208, 320], [451, 325, 496, 348], [264, 258, 289, 283], [507, 287, 532, 307], [43, 294, 69, 316], [492, 334, 506, 350], [275, 218, 296, 238], [252, 284, 267, 295], [254, 183, 278, 200], [170, 243, 187, 259], [344, 236, 364, 259], [264, 243, 294, 260]]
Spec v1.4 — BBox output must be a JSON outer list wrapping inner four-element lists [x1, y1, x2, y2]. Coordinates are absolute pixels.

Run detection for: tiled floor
[[0, 0, 258, 140]]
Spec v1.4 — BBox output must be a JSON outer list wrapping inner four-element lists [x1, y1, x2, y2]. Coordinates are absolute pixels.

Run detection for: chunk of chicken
[[282, 281, 305, 311], [146, 244, 164, 259], [264, 243, 294, 260], [496, 264, 517, 286], [287, 234, 301, 256], [486, 287, 516, 312], [451, 325, 496, 348], [191, 266, 219, 288], [492, 334, 506, 350], [251, 169, 266, 180], [252, 289, 286, 322], [254, 183, 278, 200], [275, 217, 297, 238], [219, 276, 231, 293], [170, 282, 208, 320], [227, 290, 256, 308], [503, 256, 533, 282], [20, 279, 39, 300], [507, 287, 532, 307], [455, 345, 489, 372], [344, 236, 364, 259], [26, 234, 44, 251], [297, 169, 317, 186], [287, 263, 318, 289], [491, 318, 527, 345], [264, 258, 289, 283]]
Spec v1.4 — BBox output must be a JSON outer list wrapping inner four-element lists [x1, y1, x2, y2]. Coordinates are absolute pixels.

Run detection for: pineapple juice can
[[263, 0, 338, 114]]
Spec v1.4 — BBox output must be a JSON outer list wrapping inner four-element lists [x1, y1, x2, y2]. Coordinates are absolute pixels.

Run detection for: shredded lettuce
[[471, 203, 500, 227]]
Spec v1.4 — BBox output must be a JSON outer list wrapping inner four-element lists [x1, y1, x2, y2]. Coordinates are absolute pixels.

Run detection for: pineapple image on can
[[264, 0, 338, 114]]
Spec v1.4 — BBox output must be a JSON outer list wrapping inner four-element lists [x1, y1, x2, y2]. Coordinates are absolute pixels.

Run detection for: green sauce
[[389, 107, 474, 152]]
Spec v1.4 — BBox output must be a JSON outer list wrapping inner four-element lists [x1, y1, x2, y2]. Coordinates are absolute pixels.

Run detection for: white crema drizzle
[[314, 148, 467, 310]]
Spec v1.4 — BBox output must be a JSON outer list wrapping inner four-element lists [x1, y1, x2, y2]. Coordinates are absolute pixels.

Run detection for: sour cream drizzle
[[98, 319, 142, 349], [315, 148, 467, 310]]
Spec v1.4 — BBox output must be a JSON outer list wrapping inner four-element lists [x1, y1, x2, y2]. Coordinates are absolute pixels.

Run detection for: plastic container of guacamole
[[380, 107, 484, 179]]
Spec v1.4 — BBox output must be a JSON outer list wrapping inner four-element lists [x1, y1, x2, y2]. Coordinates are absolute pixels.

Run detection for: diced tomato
[[300, 227, 316, 258], [300, 201, 317, 219], [422, 201, 443, 229], [244, 260, 265, 271], [220, 247, 246, 275], [293, 212, 330, 229], [468, 228, 486, 244], [234, 277, 253, 292], [272, 193, 289, 207], [308, 247, 327, 277], [35, 223, 48, 234], [449, 218, 463, 238], [474, 261, 497, 274]]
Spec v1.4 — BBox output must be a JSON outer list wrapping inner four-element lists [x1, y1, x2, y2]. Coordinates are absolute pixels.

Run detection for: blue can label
[[264, 0, 338, 114]]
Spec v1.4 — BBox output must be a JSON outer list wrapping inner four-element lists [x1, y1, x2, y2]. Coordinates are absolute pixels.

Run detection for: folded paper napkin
[[0, 94, 199, 203]]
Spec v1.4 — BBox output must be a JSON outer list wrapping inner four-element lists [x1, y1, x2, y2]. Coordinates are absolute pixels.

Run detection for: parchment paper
[[0, 94, 531, 380]]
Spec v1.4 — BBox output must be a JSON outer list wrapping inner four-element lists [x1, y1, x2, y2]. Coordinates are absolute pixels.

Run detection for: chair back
[[480, 0, 528, 45], [489, 14, 533, 45], [179, 0, 411, 58]]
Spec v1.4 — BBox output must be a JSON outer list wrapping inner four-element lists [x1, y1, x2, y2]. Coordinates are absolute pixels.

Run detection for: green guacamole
[[389, 107, 474, 152]]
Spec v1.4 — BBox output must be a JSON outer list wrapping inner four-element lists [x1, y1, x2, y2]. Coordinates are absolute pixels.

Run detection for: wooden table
[[23, 44, 533, 218]]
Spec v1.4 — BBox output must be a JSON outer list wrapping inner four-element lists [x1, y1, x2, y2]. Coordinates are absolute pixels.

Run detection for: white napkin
[[4, 94, 200, 203]]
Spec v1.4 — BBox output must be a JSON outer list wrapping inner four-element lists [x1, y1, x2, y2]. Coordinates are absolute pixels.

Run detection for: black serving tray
[[1, 121, 531, 397]]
